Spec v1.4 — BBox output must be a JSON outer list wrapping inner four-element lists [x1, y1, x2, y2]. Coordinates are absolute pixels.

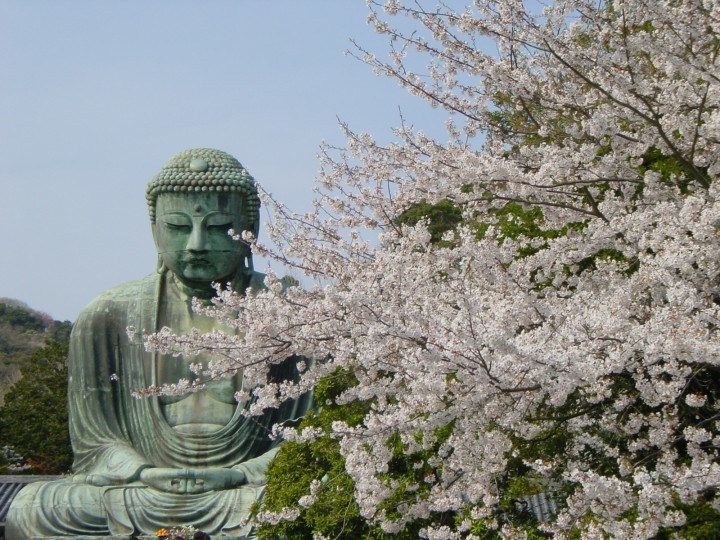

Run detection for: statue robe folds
[[7, 272, 311, 539]]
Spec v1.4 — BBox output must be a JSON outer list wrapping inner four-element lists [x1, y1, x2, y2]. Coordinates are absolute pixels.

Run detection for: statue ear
[[151, 222, 166, 273], [151, 220, 160, 251], [251, 219, 260, 240], [156, 255, 167, 274]]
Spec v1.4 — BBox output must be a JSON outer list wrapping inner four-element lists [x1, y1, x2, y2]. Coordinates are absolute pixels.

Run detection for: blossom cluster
[[145, 1, 720, 537]]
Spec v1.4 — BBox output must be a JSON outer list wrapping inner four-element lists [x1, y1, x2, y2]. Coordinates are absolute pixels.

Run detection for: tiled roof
[[0, 476, 63, 526], [521, 491, 558, 521]]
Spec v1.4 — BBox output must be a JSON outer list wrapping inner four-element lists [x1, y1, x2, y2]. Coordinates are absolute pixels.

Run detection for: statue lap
[[7, 479, 259, 538]]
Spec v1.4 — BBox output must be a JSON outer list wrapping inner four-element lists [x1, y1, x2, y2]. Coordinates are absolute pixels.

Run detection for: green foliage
[[488, 91, 560, 151], [0, 303, 46, 333], [47, 319, 72, 344], [477, 202, 583, 257], [0, 298, 72, 407], [0, 300, 72, 353], [258, 369, 550, 538], [258, 369, 461, 538], [656, 500, 720, 540], [0, 299, 72, 407], [395, 199, 463, 246], [640, 147, 705, 194], [257, 368, 378, 539], [0, 341, 72, 474], [396, 198, 583, 257], [371, 424, 461, 537]]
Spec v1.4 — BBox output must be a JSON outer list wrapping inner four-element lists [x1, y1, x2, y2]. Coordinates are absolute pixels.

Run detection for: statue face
[[153, 192, 249, 286]]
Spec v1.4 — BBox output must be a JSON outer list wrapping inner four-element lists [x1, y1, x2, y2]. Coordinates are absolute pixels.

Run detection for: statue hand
[[73, 473, 137, 486], [139, 467, 246, 493], [188, 467, 246, 492], [139, 468, 190, 493]]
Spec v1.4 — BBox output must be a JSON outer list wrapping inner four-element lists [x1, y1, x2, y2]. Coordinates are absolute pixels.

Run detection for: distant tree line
[[0, 300, 72, 474]]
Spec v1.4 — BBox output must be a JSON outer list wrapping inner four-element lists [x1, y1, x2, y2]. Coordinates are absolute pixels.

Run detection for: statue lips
[[183, 252, 237, 268], [184, 256, 211, 265]]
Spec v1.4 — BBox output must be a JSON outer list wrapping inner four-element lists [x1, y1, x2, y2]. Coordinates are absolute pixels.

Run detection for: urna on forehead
[[145, 148, 261, 228]]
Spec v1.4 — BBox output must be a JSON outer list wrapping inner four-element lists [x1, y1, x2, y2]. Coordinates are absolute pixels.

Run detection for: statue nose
[[187, 226, 208, 252]]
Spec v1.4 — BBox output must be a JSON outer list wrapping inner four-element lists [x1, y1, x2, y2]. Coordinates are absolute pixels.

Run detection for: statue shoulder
[[247, 270, 267, 292], [246, 271, 297, 293], [75, 274, 160, 324]]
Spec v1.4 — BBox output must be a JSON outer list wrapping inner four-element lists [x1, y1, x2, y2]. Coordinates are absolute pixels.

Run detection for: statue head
[[147, 148, 261, 292]]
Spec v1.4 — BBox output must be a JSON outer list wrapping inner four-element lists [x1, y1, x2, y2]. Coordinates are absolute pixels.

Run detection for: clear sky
[[0, 1, 445, 322]]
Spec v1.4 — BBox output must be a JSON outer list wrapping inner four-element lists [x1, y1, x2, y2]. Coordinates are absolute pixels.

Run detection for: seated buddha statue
[[6, 148, 311, 539]]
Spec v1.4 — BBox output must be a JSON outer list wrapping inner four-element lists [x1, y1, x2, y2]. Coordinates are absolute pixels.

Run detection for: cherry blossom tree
[[147, 0, 720, 537]]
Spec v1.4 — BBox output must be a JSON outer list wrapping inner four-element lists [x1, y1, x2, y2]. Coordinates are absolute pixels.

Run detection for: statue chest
[[153, 293, 244, 434]]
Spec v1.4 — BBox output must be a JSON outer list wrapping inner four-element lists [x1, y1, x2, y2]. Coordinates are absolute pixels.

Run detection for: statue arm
[[68, 300, 152, 481], [230, 362, 315, 485], [232, 445, 281, 485]]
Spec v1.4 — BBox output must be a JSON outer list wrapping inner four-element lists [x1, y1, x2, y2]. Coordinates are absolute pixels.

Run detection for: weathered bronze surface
[[6, 149, 311, 539]]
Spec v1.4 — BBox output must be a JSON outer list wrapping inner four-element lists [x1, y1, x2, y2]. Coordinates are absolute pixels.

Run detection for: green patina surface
[[6, 149, 312, 540]]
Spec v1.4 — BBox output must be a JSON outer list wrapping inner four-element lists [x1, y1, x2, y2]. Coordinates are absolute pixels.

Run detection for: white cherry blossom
[[145, 1, 720, 536]]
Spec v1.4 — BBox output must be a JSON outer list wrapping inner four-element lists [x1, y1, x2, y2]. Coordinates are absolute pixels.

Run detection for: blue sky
[[0, 1, 446, 321]]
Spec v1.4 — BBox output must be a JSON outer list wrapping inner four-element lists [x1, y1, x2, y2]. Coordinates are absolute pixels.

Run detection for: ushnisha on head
[[146, 148, 260, 238], [147, 148, 260, 292]]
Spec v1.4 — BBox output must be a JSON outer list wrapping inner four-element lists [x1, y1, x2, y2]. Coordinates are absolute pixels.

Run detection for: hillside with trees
[[0, 300, 72, 474], [0, 341, 72, 474], [0, 298, 71, 405]]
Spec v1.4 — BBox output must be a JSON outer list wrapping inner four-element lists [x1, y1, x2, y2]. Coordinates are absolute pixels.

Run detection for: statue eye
[[166, 223, 191, 232], [208, 223, 233, 233]]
